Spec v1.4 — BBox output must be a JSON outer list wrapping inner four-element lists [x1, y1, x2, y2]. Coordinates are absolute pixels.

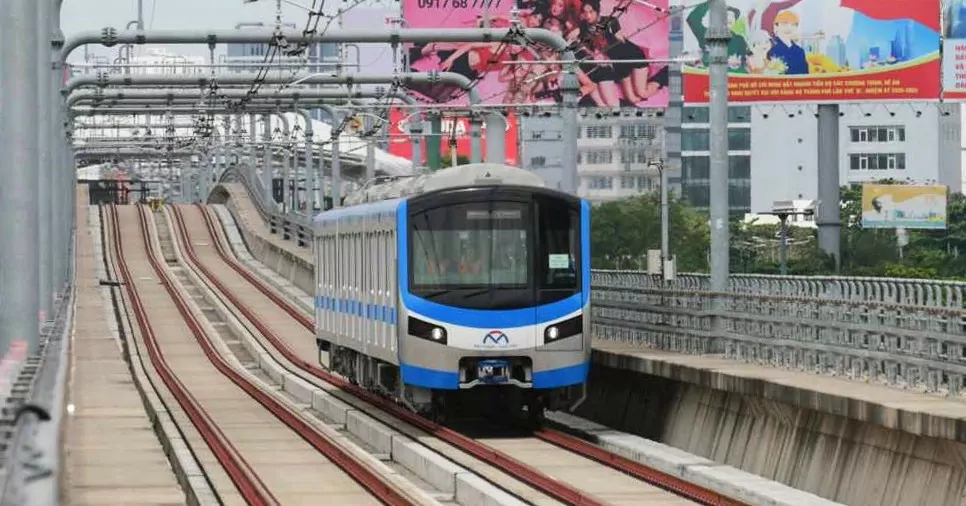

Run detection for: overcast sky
[[61, 0, 396, 62]]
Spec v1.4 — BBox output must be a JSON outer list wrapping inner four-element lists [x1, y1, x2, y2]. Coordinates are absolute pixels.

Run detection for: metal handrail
[[226, 166, 966, 398]]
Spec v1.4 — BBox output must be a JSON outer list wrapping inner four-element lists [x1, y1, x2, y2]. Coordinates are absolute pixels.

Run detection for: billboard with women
[[681, 0, 941, 103], [402, 0, 670, 108]]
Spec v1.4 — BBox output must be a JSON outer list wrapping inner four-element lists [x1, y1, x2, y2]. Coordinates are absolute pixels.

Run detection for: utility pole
[[816, 104, 841, 271], [1, 0, 41, 355], [659, 161, 670, 270], [707, 0, 730, 298]]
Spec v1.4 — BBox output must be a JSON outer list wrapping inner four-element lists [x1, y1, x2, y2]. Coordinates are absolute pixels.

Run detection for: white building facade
[[519, 110, 672, 203], [749, 103, 962, 213]]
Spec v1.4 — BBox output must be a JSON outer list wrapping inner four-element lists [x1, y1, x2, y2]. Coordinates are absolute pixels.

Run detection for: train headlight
[[544, 315, 583, 343], [408, 316, 448, 345]]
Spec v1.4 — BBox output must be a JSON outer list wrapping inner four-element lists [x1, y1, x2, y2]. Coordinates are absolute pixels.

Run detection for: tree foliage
[[591, 192, 709, 271], [591, 181, 966, 279]]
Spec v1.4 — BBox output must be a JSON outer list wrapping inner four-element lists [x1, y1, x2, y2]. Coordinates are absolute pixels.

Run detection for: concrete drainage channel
[[209, 204, 847, 506], [159, 208, 529, 506]]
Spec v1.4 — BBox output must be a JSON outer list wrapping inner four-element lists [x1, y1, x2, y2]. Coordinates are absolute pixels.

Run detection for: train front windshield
[[409, 196, 580, 310]]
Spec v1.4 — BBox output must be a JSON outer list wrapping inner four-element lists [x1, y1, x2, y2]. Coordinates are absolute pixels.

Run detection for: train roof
[[340, 163, 546, 207]]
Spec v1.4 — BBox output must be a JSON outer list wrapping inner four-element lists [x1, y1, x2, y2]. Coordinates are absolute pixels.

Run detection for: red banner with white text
[[387, 109, 519, 166]]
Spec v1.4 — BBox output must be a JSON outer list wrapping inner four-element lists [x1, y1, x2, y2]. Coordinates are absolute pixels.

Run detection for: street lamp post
[[766, 200, 815, 275]]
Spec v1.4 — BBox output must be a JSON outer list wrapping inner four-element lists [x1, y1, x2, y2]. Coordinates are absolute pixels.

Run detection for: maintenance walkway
[[62, 185, 187, 505]]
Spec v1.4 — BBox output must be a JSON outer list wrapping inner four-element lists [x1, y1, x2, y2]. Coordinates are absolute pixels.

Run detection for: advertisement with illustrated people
[[943, 0, 966, 99], [681, 0, 941, 103], [402, 0, 670, 108]]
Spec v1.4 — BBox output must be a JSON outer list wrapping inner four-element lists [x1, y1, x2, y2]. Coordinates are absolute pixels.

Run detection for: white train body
[[312, 163, 591, 418]]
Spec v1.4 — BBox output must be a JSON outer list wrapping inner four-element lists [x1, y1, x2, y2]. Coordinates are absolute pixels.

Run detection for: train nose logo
[[482, 330, 509, 346]]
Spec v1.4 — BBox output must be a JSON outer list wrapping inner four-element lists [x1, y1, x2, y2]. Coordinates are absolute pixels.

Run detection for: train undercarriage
[[317, 338, 584, 428]]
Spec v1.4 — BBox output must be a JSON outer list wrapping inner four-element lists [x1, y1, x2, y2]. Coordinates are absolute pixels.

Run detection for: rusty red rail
[[107, 204, 277, 506], [128, 205, 416, 506], [177, 204, 609, 506], [189, 204, 750, 506], [535, 428, 746, 506]]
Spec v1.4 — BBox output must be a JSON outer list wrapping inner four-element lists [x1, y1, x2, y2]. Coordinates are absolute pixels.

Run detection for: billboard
[[386, 109, 519, 165], [402, 0, 670, 108], [681, 0, 942, 103], [943, 0, 966, 99], [861, 184, 948, 229]]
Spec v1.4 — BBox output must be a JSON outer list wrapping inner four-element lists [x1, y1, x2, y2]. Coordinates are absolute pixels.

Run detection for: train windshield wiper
[[420, 289, 451, 299], [460, 289, 490, 299]]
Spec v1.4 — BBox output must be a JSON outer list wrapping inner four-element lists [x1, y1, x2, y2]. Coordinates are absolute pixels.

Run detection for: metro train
[[312, 163, 591, 423]]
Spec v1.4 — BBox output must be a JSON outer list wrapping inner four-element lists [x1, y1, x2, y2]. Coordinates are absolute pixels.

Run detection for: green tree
[[590, 181, 966, 280], [590, 192, 709, 272]]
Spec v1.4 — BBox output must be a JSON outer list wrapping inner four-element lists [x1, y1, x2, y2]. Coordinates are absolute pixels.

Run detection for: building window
[[585, 125, 613, 139], [670, 14, 682, 32], [619, 150, 651, 165], [727, 128, 751, 150], [728, 155, 751, 178], [728, 106, 751, 123], [621, 175, 651, 190], [848, 153, 907, 170], [683, 106, 709, 123], [682, 155, 710, 180], [620, 124, 657, 139], [683, 106, 750, 123], [682, 129, 710, 151], [587, 176, 613, 189], [530, 156, 546, 168], [849, 126, 905, 143], [584, 150, 613, 164]]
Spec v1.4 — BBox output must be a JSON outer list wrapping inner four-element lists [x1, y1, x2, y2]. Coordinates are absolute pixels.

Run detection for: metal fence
[[593, 270, 966, 397], [225, 167, 966, 399]]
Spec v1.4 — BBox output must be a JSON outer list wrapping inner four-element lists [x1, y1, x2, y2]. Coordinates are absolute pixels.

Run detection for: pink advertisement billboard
[[402, 0, 670, 108]]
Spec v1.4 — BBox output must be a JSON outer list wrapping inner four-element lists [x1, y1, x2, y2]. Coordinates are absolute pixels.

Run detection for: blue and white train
[[312, 163, 590, 422]]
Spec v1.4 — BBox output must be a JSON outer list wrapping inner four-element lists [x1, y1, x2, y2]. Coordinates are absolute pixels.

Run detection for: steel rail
[[534, 429, 747, 506], [190, 203, 755, 506], [139, 204, 418, 506], [179, 203, 613, 506], [106, 204, 277, 506], [162, 205, 420, 506]]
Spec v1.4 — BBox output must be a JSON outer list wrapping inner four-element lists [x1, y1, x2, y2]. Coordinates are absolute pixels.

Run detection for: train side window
[[365, 227, 371, 294], [355, 230, 359, 291], [384, 230, 389, 295], [535, 199, 579, 302], [376, 231, 382, 295], [388, 230, 395, 295]]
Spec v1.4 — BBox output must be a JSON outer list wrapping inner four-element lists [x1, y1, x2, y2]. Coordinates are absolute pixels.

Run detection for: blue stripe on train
[[316, 296, 397, 325], [400, 360, 590, 390]]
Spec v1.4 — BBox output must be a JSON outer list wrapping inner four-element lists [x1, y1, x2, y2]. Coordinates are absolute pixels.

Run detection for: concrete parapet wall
[[212, 181, 966, 506], [208, 183, 314, 295], [578, 363, 966, 506]]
